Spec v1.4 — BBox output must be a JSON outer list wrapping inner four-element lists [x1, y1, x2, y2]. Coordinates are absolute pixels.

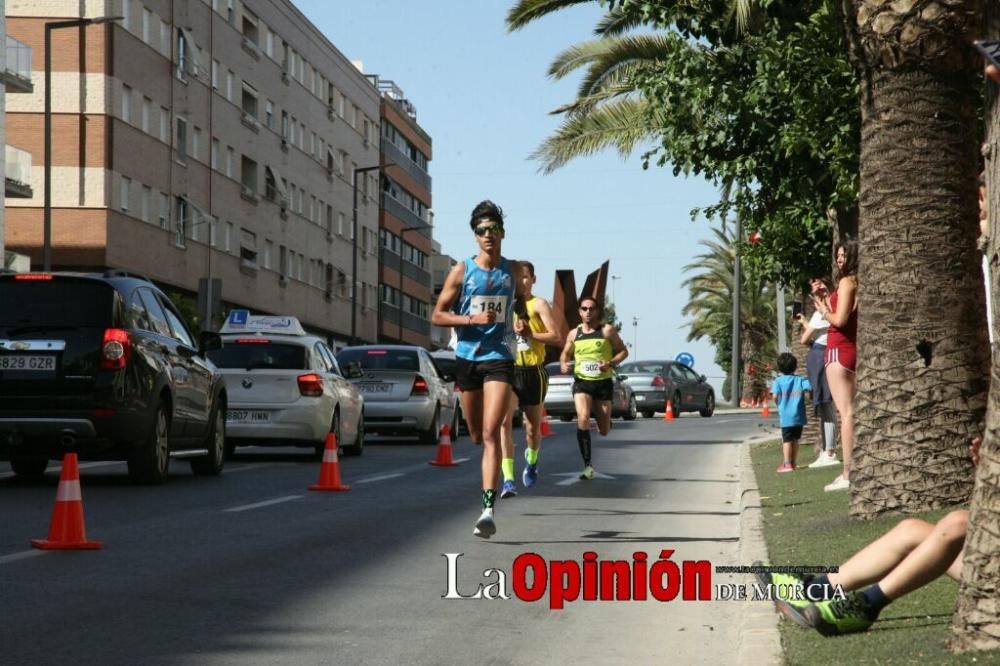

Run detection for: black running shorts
[[572, 378, 614, 402], [455, 358, 515, 391], [513, 365, 549, 407]]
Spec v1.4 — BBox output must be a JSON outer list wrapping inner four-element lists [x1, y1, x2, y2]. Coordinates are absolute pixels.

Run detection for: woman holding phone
[[816, 240, 859, 492], [796, 278, 839, 468]]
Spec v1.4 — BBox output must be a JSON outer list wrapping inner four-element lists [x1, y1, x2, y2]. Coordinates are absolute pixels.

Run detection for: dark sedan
[[618, 360, 715, 418]]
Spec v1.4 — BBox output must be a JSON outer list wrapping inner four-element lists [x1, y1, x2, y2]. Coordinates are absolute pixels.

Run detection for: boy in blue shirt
[[770, 352, 812, 472]]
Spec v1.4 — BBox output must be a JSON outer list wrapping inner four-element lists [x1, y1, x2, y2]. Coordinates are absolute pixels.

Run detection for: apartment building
[[5, 0, 381, 347], [371, 76, 434, 347], [428, 240, 455, 350], [1, 0, 34, 268]]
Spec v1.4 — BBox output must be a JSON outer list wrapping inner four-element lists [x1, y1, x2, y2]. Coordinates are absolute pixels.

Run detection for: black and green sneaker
[[750, 561, 814, 627], [805, 590, 877, 636]]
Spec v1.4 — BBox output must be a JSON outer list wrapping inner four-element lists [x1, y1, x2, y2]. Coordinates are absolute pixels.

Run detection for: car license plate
[[227, 410, 270, 423], [358, 383, 391, 393], [0, 355, 57, 372]]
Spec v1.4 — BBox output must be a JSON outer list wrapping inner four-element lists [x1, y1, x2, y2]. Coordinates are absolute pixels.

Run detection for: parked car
[[0, 271, 227, 484], [543, 362, 637, 421], [209, 311, 366, 458], [618, 360, 715, 418], [337, 345, 458, 444]]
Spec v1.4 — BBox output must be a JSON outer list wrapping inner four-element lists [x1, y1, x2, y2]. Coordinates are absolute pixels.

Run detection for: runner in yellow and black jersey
[[499, 262, 562, 498], [559, 296, 628, 480]]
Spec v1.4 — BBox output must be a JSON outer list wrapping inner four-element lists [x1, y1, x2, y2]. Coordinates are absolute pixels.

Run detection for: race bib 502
[[579, 360, 602, 377]]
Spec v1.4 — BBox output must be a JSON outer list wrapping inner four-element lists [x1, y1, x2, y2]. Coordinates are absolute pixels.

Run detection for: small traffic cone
[[429, 424, 459, 467], [663, 400, 675, 422], [761, 400, 771, 418], [309, 433, 351, 491], [540, 409, 553, 438], [31, 453, 102, 550]]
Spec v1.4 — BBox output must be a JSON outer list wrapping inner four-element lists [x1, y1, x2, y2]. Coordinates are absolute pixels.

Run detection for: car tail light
[[652, 375, 666, 387], [14, 273, 53, 281], [411, 375, 429, 397], [236, 338, 270, 344], [100, 328, 131, 370], [297, 373, 324, 397]]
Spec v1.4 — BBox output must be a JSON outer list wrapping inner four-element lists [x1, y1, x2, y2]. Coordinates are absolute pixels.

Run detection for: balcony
[[241, 36, 260, 60], [382, 139, 431, 193], [4, 36, 33, 93], [381, 194, 431, 235], [241, 111, 260, 133], [5, 144, 33, 198], [380, 248, 431, 287]]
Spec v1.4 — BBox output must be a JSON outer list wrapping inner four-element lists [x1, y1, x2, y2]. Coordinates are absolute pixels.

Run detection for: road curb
[[737, 435, 783, 666]]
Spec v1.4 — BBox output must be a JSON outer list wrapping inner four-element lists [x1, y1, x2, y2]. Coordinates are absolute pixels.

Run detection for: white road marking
[[223, 463, 276, 474], [552, 471, 618, 486], [0, 550, 47, 565], [355, 472, 405, 484], [223, 495, 303, 513], [452, 457, 472, 464]]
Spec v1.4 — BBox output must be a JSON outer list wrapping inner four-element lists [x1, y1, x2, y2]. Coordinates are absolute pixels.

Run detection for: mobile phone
[[792, 302, 803, 318], [975, 39, 1000, 69]]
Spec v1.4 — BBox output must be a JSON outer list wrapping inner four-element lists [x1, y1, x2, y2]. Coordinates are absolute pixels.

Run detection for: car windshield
[[207, 340, 307, 370], [338, 348, 420, 371], [0, 279, 113, 330], [619, 362, 667, 374]]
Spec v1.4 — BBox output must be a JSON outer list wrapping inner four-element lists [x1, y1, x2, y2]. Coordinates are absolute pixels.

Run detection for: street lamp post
[[351, 164, 381, 344], [397, 226, 424, 343], [611, 274, 621, 305], [632, 316, 639, 360], [43, 16, 121, 271]]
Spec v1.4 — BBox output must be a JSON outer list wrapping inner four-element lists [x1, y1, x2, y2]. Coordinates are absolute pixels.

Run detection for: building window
[[241, 155, 258, 195], [263, 240, 273, 269], [225, 146, 234, 178], [326, 204, 333, 236], [211, 59, 219, 89], [225, 222, 233, 252], [176, 116, 187, 162], [141, 96, 151, 133], [281, 110, 289, 142], [160, 106, 169, 142], [242, 9, 259, 44], [120, 176, 131, 211], [338, 212, 345, 236], [266, 29, 274, 58], [142, 8, 153, 44], [279, 244, 288, 278], [175, 197, 188, 247], [240, 229, 258, 267], [160, 21, 170, 57], [159, 193, 169, 228], [141, 186, 151, 222], [122, 0, 132, 32], [176, 29, 187, 80], [226, 70, 234, 102], [265, 100, 274, 129], [121, 84, 132, 123], [241, 82, 258, 117], [192, 126, 201, 161]]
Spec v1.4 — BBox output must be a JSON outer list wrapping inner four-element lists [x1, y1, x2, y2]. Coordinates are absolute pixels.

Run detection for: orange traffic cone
[[309, 433, 351, 491], [31, 453, 102, 550], [540, 409, 553, 438], [663, 400, 675, 422], [761, 400, 771, 417], [429, 424, 459, 467]]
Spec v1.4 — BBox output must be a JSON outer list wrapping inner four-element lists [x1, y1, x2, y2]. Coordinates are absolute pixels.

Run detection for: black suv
[[0, 271, 227, 484]]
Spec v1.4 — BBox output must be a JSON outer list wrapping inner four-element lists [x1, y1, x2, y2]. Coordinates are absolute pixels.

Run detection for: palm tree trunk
[[849, 0, 989, 519], [950, 2, 1000, 653]]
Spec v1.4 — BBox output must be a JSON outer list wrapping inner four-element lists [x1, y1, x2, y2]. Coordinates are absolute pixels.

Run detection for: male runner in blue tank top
[[432, 200, 528, 538]]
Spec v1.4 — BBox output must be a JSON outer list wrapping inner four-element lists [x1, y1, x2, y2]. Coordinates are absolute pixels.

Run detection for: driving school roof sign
[[220, 310, 307, 336]]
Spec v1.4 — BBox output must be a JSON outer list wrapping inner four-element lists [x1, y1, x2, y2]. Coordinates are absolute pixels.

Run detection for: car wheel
[[624, 395, 637, 421], [419, 406, 441, 445], [641, 410, 655, 419], [128, 401, 171, 485], [316, 410, 341, 460], [700, 393, 716, 418], [559, 414, 573, 422], [10, 453, 48, 477], [450, 406, 462, 442], [341, 412, 365, 457], [191, 403, 226, 476]]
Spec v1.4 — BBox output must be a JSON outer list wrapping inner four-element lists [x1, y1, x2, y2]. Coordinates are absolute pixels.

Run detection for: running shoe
[[776, 463, 796, 473], [751, 561, 812, 611], [824, 475, 850, 492], [805, 590, 877, 636], [808, 452, 841, 468], [473, 509, 496, 539], [500, 479, 518, 499], [522, 462, 538, 488], [579, 465, 595, 480]]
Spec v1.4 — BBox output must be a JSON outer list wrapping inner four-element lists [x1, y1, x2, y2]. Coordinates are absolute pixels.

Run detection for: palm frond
[[594, 7, 644, 37], [506, 0, 596, 32]]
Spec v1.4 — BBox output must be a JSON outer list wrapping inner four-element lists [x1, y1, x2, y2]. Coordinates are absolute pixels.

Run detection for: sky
[[296, 0, 728, 391]]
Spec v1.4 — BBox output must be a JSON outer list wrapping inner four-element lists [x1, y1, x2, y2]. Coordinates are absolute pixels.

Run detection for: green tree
[[602, 300, 623, 330]]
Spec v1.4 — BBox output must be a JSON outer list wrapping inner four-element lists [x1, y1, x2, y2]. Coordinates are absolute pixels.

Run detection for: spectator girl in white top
[[796, 277, 840, 468]]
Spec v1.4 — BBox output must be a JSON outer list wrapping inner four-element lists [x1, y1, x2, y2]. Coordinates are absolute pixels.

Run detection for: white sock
[[823, 421, 836, 454]]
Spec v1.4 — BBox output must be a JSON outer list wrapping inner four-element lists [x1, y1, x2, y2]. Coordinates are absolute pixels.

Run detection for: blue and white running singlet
[[454, 256, 516, 361]]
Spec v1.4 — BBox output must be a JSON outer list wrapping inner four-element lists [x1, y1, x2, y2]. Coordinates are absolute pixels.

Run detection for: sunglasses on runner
[[474, 223, 504, 236], [579, 305, 598, 312]]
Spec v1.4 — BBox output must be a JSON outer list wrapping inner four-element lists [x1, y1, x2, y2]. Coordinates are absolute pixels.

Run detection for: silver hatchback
[[337, 345, 458, 444]]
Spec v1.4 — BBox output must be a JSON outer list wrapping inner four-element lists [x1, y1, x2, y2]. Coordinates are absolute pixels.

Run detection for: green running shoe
[[806, 590, 876, 636], [751, 562, 812, 610]]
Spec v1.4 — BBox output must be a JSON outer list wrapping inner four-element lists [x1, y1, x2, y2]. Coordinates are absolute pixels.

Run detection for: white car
[[208, 311, 365, 458]]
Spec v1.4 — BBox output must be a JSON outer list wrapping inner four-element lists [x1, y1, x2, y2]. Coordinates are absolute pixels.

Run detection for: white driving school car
[[208, 311, 365, 458]]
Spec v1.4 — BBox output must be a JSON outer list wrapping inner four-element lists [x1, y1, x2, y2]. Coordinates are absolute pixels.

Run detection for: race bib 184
[[469, 295, 508, 317]]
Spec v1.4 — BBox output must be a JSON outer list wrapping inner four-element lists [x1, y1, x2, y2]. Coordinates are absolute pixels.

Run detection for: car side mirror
[[699, 374, 707, 382], [199, 331, 222, 354]]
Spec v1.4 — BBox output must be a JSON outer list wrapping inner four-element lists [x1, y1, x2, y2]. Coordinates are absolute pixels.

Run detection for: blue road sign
[[675, 352, 695, 368]]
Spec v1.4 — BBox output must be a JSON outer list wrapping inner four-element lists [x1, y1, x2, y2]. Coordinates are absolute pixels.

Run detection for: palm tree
[[846, 0, 989, 518], [682, 224, 779, 402]]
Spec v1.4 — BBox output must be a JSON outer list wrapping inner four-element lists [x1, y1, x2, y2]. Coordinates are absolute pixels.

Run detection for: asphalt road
[[1, 412, 776, 665]]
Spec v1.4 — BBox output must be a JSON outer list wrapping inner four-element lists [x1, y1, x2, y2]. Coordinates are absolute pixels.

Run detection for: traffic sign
[[675, 352, 695, 368]]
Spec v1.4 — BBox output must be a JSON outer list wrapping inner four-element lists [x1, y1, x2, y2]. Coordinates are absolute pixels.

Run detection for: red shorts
[[825, 345, 856, 372]]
